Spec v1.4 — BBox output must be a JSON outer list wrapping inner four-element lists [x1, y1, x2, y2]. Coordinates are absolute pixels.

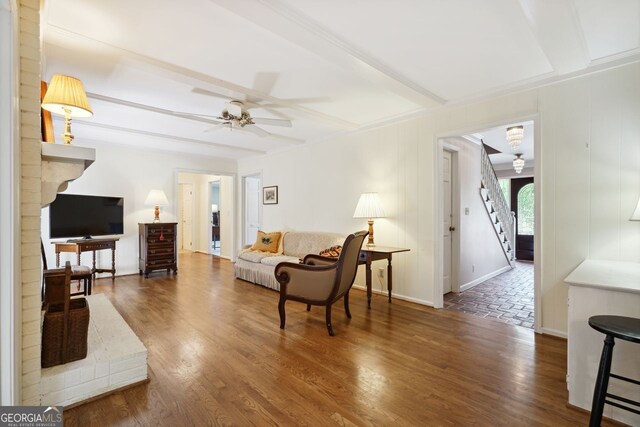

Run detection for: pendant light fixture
[[506, 125, 524, 151], [513, 154, 525, 174]]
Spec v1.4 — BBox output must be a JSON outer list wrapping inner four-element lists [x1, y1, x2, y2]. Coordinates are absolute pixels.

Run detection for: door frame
[[174, 169, 237, 260], [433, 114, 542, 334], [0, 0, 20, 405], [178, 182, 194, 251], [241, 171, 262, 248], [441, 144, 460, 294], [208, 179, 221, 255]]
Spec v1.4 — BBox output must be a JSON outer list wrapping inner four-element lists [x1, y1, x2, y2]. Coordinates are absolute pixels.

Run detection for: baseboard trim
[[352, 285, 434, 307], [540, 327, 567, 339], [459, 265, 512, 292]]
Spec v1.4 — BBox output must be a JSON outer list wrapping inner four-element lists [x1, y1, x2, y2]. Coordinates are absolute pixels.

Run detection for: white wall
[[238, 61, 640, 335], [41, 142, 236, 277], [444, 138, 510, 289]]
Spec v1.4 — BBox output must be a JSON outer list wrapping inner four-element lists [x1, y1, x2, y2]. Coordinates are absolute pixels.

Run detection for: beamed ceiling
[[42, 0, 640, 159]]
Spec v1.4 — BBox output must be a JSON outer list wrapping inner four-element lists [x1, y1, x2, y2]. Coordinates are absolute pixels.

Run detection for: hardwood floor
[[64, 252, 607, 426]]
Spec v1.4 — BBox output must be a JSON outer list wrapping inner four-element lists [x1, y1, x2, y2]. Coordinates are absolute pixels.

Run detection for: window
[[517, 183, 534, 235]]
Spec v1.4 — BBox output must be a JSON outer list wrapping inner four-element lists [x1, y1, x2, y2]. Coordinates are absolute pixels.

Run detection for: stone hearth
[[41, 294, 147, 407]]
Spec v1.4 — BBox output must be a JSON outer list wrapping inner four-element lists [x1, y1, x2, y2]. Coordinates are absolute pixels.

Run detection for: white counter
[[565, 259, 640, 294], [565, 259, 640, 426]]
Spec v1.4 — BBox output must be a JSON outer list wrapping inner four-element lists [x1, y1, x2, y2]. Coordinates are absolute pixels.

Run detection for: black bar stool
[[588, 315, 640, 427]]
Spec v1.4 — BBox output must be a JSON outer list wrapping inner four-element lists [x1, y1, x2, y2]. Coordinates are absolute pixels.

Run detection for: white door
[[244, 176, 261, 246], [179, 183, 194, 251], [443, 151, 453, 294]]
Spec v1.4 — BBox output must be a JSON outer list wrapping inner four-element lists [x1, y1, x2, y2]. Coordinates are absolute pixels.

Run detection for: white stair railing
[[480, 145, 515, 262]]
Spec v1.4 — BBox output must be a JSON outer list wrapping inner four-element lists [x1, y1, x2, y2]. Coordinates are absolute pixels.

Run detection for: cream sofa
[[234, 231, 344, 291]]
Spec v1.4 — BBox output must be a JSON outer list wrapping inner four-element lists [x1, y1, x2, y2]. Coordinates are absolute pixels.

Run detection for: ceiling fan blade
[[171, 110, 222, 120], [257, 106, 291, 120], [242, 124, 270, 138], [192, 87, 260, 109], [191, 87, 233, 100], [262, 97, 330, 106], [204, 122, 231, 133], [252, 117, 292, 128], [248, 72, 279, 102]]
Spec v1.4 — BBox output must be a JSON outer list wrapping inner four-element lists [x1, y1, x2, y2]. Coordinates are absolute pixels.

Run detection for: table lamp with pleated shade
[[353, 192, 386, 246], [145, 190, 169, 223], [41, 74, 93, 145]]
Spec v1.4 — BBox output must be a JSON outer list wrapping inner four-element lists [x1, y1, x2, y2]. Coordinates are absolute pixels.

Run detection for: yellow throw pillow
[[252, 231, 282, 253]]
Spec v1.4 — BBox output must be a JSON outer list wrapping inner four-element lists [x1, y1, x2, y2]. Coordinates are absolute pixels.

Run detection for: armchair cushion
[[275, 262, 337, 300]]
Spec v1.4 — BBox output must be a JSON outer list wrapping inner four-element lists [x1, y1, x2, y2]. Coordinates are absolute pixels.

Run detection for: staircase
[[480, 145, 515, 266]]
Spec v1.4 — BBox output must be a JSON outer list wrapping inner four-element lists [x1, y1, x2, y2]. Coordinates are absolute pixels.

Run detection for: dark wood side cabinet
[[138, 223, 178, 278]]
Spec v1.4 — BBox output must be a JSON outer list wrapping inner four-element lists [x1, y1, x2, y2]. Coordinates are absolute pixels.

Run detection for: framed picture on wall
[[263, 186, 278, 205]]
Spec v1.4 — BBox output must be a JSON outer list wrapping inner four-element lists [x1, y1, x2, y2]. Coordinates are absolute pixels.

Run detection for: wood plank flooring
[[64, 252, 608, 426]]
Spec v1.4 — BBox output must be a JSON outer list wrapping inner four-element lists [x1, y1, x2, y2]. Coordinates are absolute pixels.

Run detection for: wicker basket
[[41, 298, 90, 368]]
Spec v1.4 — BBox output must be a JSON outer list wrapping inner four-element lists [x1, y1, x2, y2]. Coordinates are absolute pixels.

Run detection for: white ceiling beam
[[210, 0, 445, 108], [87, 92, 223, 126], [61, 118, 267, 155], [44, 26, 358, 130], [517, 0, 590, 75]]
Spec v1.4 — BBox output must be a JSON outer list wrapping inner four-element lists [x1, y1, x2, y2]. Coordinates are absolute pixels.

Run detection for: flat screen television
[[49, 194, 124, 239]]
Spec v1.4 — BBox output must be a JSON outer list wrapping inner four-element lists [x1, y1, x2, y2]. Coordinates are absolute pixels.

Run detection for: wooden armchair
[[275, 230, 368, 336]]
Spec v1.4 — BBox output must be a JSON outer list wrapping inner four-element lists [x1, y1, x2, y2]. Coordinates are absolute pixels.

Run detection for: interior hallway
[[444, 261, 534, 329]]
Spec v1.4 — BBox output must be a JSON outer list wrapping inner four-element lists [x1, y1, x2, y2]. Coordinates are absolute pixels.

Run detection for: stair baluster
[[480, 145, 515, 264]]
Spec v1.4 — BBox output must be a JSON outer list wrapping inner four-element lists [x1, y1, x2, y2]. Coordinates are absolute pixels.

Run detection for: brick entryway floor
[[443, 261, 534, 329]]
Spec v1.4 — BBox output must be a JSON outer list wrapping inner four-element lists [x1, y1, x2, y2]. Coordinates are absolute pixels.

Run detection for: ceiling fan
[[203, 100, 292, 138]]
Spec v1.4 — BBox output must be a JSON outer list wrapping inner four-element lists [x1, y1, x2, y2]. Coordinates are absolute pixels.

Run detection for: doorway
[[210, 180, 221, 256], [243, 174, 261, 246], [437, 119, 539, 332], [511, 178, 534, 261], [177, 172, 235, 259]]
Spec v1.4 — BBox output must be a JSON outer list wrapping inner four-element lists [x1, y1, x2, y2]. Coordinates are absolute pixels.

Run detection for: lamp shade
[[211, 204, 219, 213], [41, 74, 93, 118], [145, 190, 168, 206], [353, 192, 386, 219], [631, 196, 640, 221]]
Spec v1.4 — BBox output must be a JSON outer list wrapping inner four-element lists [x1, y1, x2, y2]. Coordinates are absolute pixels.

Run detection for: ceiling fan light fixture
[[513, 154, 525, 174], [506, 125, 524, 150]]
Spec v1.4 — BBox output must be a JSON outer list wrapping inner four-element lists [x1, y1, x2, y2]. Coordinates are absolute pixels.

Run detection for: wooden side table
[[359, 246, 410, 309], [53, 238, 118, 283]]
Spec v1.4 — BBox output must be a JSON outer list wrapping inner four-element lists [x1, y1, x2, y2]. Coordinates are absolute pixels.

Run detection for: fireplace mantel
[[41, 143, 95, 207]]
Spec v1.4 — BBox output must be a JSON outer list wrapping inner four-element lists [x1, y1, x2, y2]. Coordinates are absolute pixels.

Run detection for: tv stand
[[53, 238, 119, 282], [66, 236, 93, 243]]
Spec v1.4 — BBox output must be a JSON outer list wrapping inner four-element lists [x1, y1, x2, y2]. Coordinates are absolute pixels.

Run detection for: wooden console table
[[53, 238, 118, 282], [359, 246, 410, 309]]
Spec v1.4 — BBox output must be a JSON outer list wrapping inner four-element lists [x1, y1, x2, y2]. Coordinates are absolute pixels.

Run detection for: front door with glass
[[510, 177, 534, 261]]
